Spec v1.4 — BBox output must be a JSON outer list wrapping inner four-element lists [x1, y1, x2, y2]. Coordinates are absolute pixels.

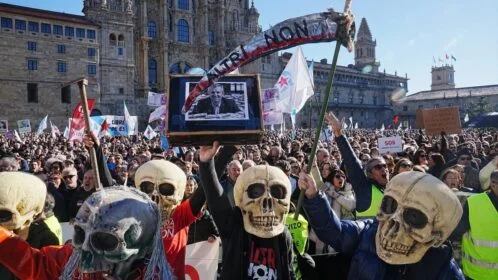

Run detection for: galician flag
[[144, 125, 157, 140], [274, 47, 314, 113], [36, 115, 48, 135], [123, 101, 132, 136], [14, 130, 23, 143], [63, 126, 69, 139]]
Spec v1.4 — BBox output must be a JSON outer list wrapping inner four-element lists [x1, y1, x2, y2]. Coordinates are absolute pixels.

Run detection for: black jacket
[[199, 160, 295, 280], [191, 97, 240, 115]]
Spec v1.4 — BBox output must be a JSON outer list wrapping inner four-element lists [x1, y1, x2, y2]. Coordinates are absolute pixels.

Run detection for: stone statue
[[126, 0, 133, 13]]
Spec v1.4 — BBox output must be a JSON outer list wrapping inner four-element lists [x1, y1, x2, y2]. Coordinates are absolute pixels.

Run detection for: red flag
[[393, 115, 400, 124], [69, 99, 95, 141]]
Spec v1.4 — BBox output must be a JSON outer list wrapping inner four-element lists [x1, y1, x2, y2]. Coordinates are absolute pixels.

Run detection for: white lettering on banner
[[185, 240, 220, 280], [378, 136, 403, 154]]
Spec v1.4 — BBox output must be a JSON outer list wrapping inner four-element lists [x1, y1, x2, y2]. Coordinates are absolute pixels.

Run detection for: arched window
[[169, 61, 191, 74], [109, 33, 117, 46], [148, 58, 157, 88], [148, 21, 157, 38], [178, 0, 189, 10], [177, 19, 189, 42], [168, 0, 173, 8], [118, 34, 125, 47]]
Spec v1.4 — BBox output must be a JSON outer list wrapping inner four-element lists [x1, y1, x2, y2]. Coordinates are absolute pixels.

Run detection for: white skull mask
[[234, 165, 291, 238], [134, 160, 186, 220], [71, 186, 159, 276], [0, 172, 46, 236], [376, 172, 462, 264]]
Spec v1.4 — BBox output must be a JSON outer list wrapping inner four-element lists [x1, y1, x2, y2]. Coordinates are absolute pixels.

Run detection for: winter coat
[[303, 192, 465, 280]]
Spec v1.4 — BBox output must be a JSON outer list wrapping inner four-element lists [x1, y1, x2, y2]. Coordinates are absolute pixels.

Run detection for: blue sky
[[4, 0, 497, 94]]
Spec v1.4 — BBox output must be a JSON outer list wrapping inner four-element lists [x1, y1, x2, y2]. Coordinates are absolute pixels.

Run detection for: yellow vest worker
[[356, 185, 383, 219], [462, 193, 498, 280]]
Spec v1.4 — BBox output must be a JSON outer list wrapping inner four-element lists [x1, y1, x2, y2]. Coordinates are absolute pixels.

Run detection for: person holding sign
[[325, 112, 389, 219]]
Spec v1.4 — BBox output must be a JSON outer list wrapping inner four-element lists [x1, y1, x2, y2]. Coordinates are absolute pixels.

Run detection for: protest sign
[[147, 92, 166, 107], [378, 136, 403, 154], [0, 120, 7, 133], [263, 110, 283, 125], [185, 239, 220, 280], [61, 222, 74, 244], [17, 119, 31, 134], [420, 107, 461, 136]]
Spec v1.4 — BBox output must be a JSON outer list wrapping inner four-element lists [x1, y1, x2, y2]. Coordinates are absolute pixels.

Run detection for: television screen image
[[166, 74, 263, 146], [185, 82, 249, 121]]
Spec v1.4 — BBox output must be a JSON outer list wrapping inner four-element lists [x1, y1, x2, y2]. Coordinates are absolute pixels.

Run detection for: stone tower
[[83, 0, 136, 115], [354, 18, 379, 73], [431, 65, 455, 91]]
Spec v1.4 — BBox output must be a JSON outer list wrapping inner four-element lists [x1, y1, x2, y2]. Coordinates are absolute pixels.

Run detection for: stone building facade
[[0, 0, 261, 128], [393, 64, 498, 127], [0, 3, 100, 127], [296, 18, 408, 129]]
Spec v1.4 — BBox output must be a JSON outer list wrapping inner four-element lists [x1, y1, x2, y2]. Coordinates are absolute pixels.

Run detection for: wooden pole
[[294, 42, 341, 220], [77, 79, 102, 191]]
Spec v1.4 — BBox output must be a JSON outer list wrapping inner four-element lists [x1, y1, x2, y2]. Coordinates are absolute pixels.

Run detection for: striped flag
[[123, 102, 132, 136], [36, 115, 48, 136]]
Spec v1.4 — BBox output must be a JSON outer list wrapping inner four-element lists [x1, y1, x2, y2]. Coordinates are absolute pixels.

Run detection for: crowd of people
[[0, 111, 497, 280]]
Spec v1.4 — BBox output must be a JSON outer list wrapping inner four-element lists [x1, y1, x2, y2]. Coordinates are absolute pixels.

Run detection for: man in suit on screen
[[191, 83, 241, 115]]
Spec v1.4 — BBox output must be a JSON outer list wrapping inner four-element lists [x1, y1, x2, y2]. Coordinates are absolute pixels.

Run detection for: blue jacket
[[303, 192, 464, 280]]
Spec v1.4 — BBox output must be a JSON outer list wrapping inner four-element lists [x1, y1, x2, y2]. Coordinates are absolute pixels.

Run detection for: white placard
[[378, 136, 403, 154], [185, 239, 220, 280]]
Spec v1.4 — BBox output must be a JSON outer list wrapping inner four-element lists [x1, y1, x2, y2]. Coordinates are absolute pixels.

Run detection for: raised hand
[[324, 112, 344, 137], [298, 171, 318, 199], [199, 141, 221, 162]]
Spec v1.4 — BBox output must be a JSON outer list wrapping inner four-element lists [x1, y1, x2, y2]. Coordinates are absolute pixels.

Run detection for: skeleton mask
[[0, 172, 46, 237], [61, 186, 173, 279], [134, 160, 186, 220], [234, 165, 291, 238], [376, 172, 462, 264]]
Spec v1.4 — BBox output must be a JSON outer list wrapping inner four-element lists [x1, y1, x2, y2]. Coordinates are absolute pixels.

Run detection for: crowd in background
[[0, 126, 497, 279]]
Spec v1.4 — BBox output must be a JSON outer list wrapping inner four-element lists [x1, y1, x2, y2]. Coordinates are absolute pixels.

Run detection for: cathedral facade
[[0, 0, 261, 127]]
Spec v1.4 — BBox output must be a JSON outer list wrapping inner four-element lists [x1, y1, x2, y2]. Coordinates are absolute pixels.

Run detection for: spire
[[248, 0, 259, 15], [357, 18, 372, 40]]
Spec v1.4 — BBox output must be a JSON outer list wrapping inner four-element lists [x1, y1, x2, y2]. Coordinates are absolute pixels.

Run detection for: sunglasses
[[373, 164, 387, 170], [459, 156, 471, 161]]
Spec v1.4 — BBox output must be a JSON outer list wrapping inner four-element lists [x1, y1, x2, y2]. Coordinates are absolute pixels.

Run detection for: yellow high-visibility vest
[[356, 185, 383, 219], [462, 192, 498, 280], [43, 215, 63, 245]]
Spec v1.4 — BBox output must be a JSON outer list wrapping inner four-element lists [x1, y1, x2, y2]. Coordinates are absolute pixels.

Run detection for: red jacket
[[0, 227, 145, 280]]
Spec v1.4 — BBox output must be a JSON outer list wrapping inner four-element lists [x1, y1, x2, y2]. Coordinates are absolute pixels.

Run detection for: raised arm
[[298, 172, 364, 255], [0, 227, 71, 279], [325, 112, 372, 211], [199, 142, 235, 238]]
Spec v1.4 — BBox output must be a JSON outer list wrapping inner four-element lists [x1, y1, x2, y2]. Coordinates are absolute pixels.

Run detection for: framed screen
[[166, 74, 263, 145]]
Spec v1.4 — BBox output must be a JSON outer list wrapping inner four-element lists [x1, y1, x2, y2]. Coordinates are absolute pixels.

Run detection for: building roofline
[[0, 3, 99, 27], [409, 84, 498, 97]]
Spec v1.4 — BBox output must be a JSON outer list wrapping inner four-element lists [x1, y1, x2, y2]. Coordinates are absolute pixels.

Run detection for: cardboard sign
[[415, 109, 425, 129], [421, 107, 461, 136], [378, 136, 403, 154], [0, 120, 7, 133]]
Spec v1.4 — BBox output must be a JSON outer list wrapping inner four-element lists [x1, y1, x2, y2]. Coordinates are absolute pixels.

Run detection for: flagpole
[[294, 41, 342, 220], [77, 79, 102, 191]]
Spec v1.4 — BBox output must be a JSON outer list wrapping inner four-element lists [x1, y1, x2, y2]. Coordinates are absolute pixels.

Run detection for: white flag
[[397, 123, 402, 131], [274, 47, 314, 113], [36, 115, 48, 135], [185, 240, 220, 280], [149, 105, 166, 123], [354, 122, 358, 129], [14, 130, 23, 143], [380, 124, 385, 131], [50, 121, 60, 138], [123, 102, 132, 136], [143, 125, 157, 140], [464, 113, 469, 123], [63, 126, 69, 139]]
